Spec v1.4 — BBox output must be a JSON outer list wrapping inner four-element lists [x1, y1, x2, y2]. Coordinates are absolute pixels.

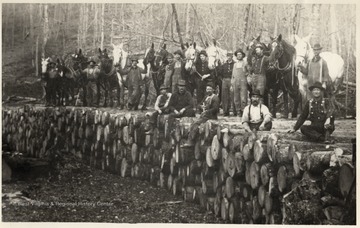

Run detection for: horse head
[[269, 34, 296, 70], [98, 48, 113, 74], [154, 43, 168, 69], [41, 57, 50, 74], [206, 40, 222, 70], [185, 42, 198, 70], [144, 43, 155, 68], [71, 49, 87, 71], [112, 43, 128, 68], [293, 33, 312, 66], [269, 34, 285, 64]]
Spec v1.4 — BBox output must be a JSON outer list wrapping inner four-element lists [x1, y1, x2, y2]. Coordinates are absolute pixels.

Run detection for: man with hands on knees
[[288, 81, 335, 144], [242, 89, 273, 132]]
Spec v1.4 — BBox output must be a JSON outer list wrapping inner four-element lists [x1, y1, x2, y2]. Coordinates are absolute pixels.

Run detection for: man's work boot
[[324, 130, 334, 144]]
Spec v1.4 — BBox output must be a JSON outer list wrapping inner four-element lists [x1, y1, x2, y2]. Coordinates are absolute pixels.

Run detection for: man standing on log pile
[[148, 85, 172, 127], [118, 56, 148, 110], [217, 51, 235, 116], [242, 89, 273, 132], [82, 57, 100, 107], [184, 83, 220, 147], [194, 50, 213, 112], [288, 81, 335, 144], [167, 79, 195, 118], [249, 44, 269, 96], [231, 48, 249, 117]]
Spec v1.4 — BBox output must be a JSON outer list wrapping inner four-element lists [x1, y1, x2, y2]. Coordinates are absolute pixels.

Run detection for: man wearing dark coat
[[288, 81, 335, 144], [218, 51, 235, 116], [184, 82, 220, 147], [118, 56, 148, 110], [194, 50, 213, 111], [167, 79, 196, 118]]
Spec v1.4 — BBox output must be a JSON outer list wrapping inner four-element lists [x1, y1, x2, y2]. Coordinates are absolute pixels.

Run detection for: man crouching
[[242, 89, 273, 132]]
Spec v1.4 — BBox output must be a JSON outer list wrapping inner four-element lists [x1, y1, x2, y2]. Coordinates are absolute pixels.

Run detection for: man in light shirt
[[149, 85, 172, 127], [242, 89, 273, 132]]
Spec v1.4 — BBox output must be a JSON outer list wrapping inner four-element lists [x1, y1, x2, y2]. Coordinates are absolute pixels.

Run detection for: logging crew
[[184, 83, 220, 147], [218, 52, 235, 116], [167, 79, 196, 118], [249, 44, 270, 96], [288, 81, 335, 144], [194, 50, 213, 111], [82, 57, 100, 107], [242, 89, 273, 132], [231, 49, 249, 117], [297, 43, 334, 99], [118, 56, 148, 110]]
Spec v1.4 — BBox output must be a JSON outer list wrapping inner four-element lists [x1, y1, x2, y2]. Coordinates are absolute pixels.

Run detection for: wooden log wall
[[2, 106, 356, 224]]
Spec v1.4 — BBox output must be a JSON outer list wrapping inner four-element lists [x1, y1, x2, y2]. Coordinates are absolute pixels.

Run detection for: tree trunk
[[35, 36, 39, 77], [311, 4, 321, 45], [329, 5, 338, 53], [100, 3, 105, 50], [185, 3, 191, 40], [29, 4, 34, 67], [93, 3, 98, 49], [41, 4, 49, 58], [12, 4, 15, 48]]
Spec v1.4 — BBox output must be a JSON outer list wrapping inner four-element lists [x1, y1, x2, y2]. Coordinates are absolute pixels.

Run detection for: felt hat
[[159, 85, 169, 91], [177, 79, 186, 86], [166, 53, 174, 59], [226, 51, 234, 57], [234, 49, 246, 57], [199, 50, 208, 57], [255, 44, 264, 50], [312, 43, 323, 50], [87, 57, 97, 64], [206, 81, 215, 89], [130, 56, 139, 63], [250, 89, 262, 97], [309, 81, 325, 91], [173, 50, 183, 56], [48, 58, 56, 65]]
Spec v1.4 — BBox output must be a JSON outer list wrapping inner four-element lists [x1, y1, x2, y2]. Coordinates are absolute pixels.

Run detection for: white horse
[[293, 34, 344, 104]]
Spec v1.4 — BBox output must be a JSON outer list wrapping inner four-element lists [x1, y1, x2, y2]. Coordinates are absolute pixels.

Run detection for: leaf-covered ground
[[2, 156, 221, 223]]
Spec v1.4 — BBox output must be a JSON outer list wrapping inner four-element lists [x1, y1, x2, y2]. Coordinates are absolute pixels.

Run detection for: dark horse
[[59, 49, 88, 106], [268, 34, 301, 118], [144, 43, 169, 96], [97, 48, 121, 107]]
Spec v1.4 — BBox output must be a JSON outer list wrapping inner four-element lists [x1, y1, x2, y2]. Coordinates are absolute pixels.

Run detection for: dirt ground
[[2, 156, 221, 223]]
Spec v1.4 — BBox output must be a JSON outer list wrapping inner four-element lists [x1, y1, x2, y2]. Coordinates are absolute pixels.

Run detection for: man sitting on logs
[[118, 56, 148, 110], [184, 82, 220, 146], [167, 79, 196, 118], [288, 81, 335, 144], [149, 85, 172, 127], [242, 89, 272, 132]]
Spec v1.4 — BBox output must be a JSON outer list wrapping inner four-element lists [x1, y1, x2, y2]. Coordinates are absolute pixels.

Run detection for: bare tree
[[41, 4, 49, 58], [100, 3, 105, 49]]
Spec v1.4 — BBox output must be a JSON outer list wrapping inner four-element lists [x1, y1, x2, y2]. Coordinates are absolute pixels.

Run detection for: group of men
[[149, 42, 335, 144]]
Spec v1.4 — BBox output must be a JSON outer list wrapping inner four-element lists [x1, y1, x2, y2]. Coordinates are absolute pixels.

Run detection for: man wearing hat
[[184, 82, 220, 147], [242, 89, 273, 132], [249, 43, 270, 96], [194, 49, 213, 111], [167, 79, 195, 118], [45, 58, 60, 106], [217, 51, 235, 116], [149, 85, 173, 127], [163, 53, 175, 90], [288, 81, 335, 144], [82, 57, 100, 107], [118, 55, 148, 110], [232, 48, 249, 116], [297, 43, 334, 99]]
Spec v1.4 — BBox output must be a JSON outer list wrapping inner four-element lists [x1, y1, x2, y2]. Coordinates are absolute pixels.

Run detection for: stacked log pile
[[2, 106, 356, 224]]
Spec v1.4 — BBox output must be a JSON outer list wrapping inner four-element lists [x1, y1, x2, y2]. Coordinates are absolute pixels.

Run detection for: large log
[[277, 164, 296, 193], [228, 197, 240, 223], [338, 162, 355, 199], [306, 151, 332, 175], [254, 140, 269, 164], [211, 135, 221, 160], [221, 197, 230, 221], [249, 161, 261, 190], [260, 163, 275, 186]]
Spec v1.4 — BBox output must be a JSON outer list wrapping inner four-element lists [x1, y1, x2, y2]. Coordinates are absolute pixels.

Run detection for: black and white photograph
[[1, 1, 357, 225]]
